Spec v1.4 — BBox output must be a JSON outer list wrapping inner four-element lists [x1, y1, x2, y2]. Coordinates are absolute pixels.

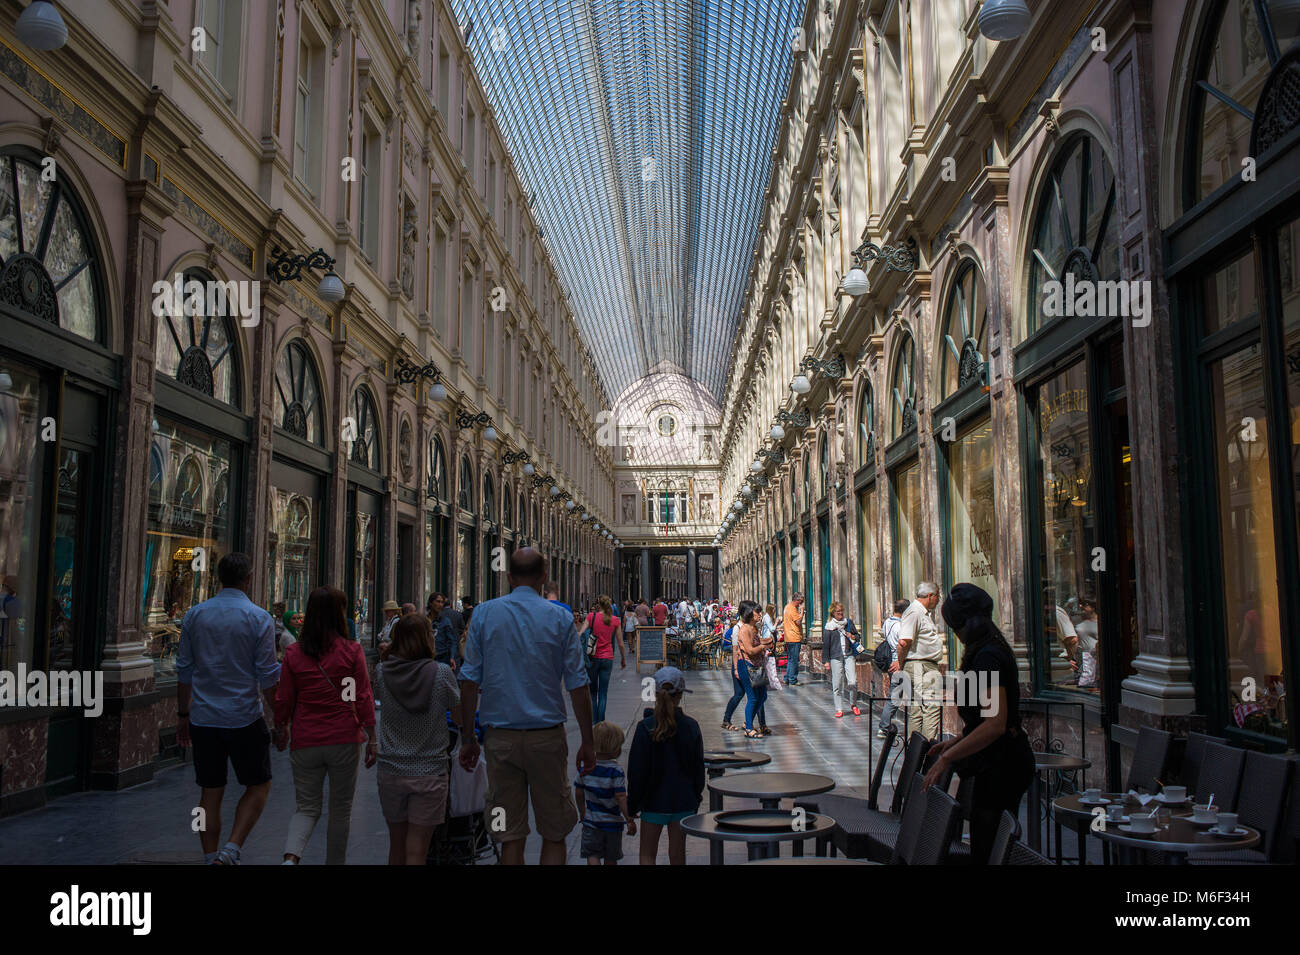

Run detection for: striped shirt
[[575, 759, 627, 831]]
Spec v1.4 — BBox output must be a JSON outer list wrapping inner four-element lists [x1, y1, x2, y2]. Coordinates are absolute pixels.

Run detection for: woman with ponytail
[[920, 583, 1033, 864], [627, 667, 705, 865]]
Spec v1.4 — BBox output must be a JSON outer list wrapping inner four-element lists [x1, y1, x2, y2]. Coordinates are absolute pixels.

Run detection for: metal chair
[[1180, 730, 1218, 792], [1195, 742, 1247, 811], [987, 812, 1020, 865], [1126, 725, 1172, 793], [1188, 751, 1292, 865]]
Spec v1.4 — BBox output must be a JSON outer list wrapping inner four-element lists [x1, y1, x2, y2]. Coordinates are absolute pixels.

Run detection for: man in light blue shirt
[[176, 552, 280, 865], [459, 547, 594, 865]]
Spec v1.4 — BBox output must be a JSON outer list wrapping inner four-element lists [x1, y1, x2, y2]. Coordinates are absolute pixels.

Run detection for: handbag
[[747, 656, 768, 688], [449, 747, 488, 817], [584, 614, 599, 658]]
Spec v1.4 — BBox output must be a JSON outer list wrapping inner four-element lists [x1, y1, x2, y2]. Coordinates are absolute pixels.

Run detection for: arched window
[[172, 456, 205, 532], [1026, 134, 1119, 336], [1187, 1, 1300, 209], [802, 452, 811, 508], [503, 483, 513, 528], [0, 150, 104, 342], [155, 267, 241, 405], [856, 383, 875, 468], [273, 339, 323, 443], [940, 260, 988, 396], [426, 436, 447, 501], [483, 473, 496, 523], [818, 432, 830, 499], [890, 331, 916, 439], [458, 455, 474, 511], [347, 385, 381, 470]]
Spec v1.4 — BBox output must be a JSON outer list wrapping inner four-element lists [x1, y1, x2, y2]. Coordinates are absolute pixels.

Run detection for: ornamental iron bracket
[[776, 408, 811, 428], [503, 449, 531, 465], [456, 408, 491, 430], [269, 247, 335, 284], [393, 357, 443, 386], [850, 235, 917, 274], [801, 353, 847, 379]]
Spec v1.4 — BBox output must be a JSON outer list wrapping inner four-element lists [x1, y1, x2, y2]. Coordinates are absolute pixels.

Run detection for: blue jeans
[[785, 642, 802, 683], [879, 671, 905, 730], [723, 672, 746, 724], [737, 661, 769, 730], [587, 657, 614, 723]]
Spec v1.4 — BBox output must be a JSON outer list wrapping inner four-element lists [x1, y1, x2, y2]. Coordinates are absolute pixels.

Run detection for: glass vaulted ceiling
[[450, 0, 802, 402]]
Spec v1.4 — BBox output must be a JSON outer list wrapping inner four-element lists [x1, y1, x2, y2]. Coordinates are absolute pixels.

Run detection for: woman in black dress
[[921, 582, 1033, 864]]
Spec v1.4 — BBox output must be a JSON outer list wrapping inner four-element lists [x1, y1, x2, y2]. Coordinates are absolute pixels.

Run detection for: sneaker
[[876, 728, 892, 739], [214, 846, 241, 866], [834, 710, 844, 718], [851, 705, 861, 716]]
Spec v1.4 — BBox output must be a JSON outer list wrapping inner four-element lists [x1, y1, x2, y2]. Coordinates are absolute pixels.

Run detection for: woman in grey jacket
[[374, 615, 465, 864], [822, 602, 862, 718]]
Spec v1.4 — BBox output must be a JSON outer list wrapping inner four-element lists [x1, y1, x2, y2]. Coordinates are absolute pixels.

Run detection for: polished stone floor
[[0, 659, 1099, 864]]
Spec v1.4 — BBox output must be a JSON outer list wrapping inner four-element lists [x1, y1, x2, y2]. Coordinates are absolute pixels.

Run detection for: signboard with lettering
[[637, 626, 666, 671]]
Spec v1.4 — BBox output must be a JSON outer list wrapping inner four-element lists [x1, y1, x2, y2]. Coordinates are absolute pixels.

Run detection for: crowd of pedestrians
[[175, 548, 1023, 865]]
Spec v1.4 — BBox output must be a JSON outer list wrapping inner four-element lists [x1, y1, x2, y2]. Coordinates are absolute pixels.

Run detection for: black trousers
[[968, 735, 1034, 864]]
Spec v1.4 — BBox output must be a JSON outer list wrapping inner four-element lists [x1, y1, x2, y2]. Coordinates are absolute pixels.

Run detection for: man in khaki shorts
[[897, 582, 944, 740], [458, 547, 595, 864]]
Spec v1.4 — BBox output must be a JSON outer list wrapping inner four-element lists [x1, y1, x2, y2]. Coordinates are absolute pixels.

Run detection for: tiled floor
[[0, 661, 1098, 864]]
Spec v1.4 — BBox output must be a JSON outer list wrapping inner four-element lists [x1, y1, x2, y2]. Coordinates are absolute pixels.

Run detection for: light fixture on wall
[[549, 485, 561, 497], [769, 424, 785, 441], [841, 234, 918, 299], [790, 374, 812, 395], [978, 0, 1031, 41], [750, 459, 763, 472], [483, 425, 498, 443], [269, 247, 345, 303], [16, 1, 68, 50], [565, 499, 575, 510]]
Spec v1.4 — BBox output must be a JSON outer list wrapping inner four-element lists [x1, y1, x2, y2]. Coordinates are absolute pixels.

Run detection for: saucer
[[1078, 796, 1110, 806], [1118, 824, 1157, 836], [1155, 793, 1189, 805], [1104, 814, 1131, 824], [1208, 826, 1248, 837]]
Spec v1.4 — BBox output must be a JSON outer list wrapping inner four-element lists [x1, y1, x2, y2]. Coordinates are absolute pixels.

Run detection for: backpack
[[872, 634, 892, 671]]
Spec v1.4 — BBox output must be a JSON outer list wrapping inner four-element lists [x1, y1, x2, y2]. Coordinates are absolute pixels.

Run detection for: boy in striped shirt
[[573, 721, 636, 865]]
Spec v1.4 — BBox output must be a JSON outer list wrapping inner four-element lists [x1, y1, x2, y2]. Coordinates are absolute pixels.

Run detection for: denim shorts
[[580, 825, 624, 861], [641, 810, 694, 825]]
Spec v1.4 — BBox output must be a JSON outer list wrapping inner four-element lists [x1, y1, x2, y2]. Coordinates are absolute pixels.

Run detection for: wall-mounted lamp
[[268, 247, 345, 303]]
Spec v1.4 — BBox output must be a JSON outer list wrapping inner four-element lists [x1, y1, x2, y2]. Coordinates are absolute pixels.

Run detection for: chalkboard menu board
[[637, 626, 666, 670]]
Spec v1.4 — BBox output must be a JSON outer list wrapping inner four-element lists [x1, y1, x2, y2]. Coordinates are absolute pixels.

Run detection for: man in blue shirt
[[543, 583, 572, 615], [176, 552, 280, 865], [459, 548, 595, 865]]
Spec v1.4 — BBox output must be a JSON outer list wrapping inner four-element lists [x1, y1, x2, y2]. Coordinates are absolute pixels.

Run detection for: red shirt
[[586, 612, 619, 659], [652, 602, 668, 625], [274, 636, 376, 749]]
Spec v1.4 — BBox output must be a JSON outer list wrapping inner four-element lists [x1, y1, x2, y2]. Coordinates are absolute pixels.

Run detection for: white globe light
[[16, 1, 67, 50], [841, 268, 870, 297], [317, 270, 345, 303], [770, 424, 785, 441], [593, 522, 600, 530], [429, 382, 448, 403], [483, 426, 498, 443], [522, 462, 535, 475], [791, 374, 811, 395], [549, 485, 560, 497], [978, 0, 1031, 41], [565, 499, 575, 510], [750, 459, 762, 472]]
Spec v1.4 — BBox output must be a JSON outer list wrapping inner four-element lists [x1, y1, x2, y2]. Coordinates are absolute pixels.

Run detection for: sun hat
[[382, 599, 401, 612]]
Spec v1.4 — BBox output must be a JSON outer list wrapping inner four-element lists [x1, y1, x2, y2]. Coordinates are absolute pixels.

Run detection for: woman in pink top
[[273, 586, 376, 864], [585, 595, 626, 723]]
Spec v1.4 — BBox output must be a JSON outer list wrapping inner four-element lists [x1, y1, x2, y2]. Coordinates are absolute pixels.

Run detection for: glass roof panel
[[450, 0, 802, 402]]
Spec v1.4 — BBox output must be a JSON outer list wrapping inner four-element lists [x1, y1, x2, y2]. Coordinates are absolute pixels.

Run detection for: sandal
[[759, 726, 772, 736], [722, 722, 740, 731], [744, 729, 762, 739]]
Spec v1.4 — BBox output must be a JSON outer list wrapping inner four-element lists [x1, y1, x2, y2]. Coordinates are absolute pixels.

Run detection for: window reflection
[[892, 461, 923, 612], [947, 421, 1000, 635], [0, 362, 46, 671]]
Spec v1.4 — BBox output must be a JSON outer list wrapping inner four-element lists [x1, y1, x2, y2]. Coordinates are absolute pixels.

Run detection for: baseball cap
[[653, 666, 692, 693]]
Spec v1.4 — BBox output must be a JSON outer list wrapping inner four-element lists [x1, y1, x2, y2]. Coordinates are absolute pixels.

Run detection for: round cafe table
[[702, 751, 773, 866], [1092, 816, 1259, 864], [743, 856, 878, 866], [682, 810, 837, 864], [707, 772, 836, 810], [1027, 753, 1090, 855], [1050, 792, 1193, 865]]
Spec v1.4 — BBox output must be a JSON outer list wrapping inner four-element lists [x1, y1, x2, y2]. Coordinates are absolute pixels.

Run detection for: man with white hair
[[896, 582, 943, 740]]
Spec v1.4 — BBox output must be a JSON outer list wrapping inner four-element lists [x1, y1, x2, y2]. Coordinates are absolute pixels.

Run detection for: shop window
[[458, 455, 474, 512], [483, 473, 496, 523], [0, 151, 104, 342], [427, 435, 448, 501], [945, 420, 999, 630], [0, 362, 47, 671]]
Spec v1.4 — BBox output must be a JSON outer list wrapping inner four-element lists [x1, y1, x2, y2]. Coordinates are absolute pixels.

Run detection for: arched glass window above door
[[0, 150, 104, 342], [1026, 134, 1119, 337], [940, 260, 988, 396], [347, 385, 380, 470], [426, 436, 447, 501], [155, 267, 241, 406], [890, 331, 916, 440], [458, 455, 474, 511], [273, 340, 323, 443], [856, 382, 875, 468]]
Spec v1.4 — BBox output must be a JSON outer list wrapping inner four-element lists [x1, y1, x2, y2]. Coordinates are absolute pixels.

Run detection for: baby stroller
[[428, 711, 499, 865]]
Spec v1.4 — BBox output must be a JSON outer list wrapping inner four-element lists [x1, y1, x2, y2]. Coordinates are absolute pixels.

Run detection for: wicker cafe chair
[[987, 811, 1021, 865], [1188, 751, 1292, 865], [889, 773, 961, 865], [1126, 725, 1172, 794], [1195, 742, 1247, 811], [794, 731, 930, 862], [1180, 730, 1218, 792]]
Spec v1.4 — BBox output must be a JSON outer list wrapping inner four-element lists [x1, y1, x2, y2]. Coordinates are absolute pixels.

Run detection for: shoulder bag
[[312, 644, 362, 728]]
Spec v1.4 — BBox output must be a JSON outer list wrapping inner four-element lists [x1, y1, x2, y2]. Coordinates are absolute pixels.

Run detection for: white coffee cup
[[1216, 812, 1238, 833], [1083, 788, 1102, 802], [1128, 814, 1156, 833], [1161, 785, 1187, 802], [1192, 803, 1217, 823], [1107, 803, 1124, 821]]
